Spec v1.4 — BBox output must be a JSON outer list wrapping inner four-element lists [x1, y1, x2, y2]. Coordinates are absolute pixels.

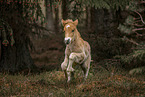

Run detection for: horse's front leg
[[66, 56, 75, 83], [67, 53, 84, 83], [61, 56, 69, 79]]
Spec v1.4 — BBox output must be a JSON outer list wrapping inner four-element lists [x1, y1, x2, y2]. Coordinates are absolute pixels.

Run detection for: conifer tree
[[117, 1, 145, 74], [0, 0, 47, 73]]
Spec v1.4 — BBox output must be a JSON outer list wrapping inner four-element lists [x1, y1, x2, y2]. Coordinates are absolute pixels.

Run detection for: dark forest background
[[0, 0, 145, 96], [0, 0, 145, 74]]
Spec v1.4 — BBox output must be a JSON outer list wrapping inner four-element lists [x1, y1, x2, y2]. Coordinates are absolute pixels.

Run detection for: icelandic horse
[[61, 19, 91, 83]]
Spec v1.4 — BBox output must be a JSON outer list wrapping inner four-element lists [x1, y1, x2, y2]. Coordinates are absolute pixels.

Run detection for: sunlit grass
[[0, 66, 145, 97]]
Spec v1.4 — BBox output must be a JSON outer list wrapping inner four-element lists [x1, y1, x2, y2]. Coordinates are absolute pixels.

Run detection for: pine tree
[[117, 1, 145, 74], [0, 0, 47, 73]]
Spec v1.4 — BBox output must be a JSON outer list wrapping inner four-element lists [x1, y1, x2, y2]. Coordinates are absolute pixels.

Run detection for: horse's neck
[[69, 30, 83, 48]]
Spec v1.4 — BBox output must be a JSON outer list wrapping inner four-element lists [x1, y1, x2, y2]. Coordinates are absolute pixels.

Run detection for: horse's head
[[62, 19, 78, 45]]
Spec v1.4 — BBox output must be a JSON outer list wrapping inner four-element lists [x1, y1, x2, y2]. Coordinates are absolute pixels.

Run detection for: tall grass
[[0, 66, 145, 97]]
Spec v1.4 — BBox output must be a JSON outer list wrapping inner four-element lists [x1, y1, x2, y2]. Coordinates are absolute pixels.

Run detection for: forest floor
[[0, 34, 145, 96]]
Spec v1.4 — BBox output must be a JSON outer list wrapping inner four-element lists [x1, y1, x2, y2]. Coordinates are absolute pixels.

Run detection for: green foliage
[[118, 24, 132, 34], [129, 66, 145, 75], [125, 15, 135, 25], [88, 0, 110, 9], [127, 0, 138, 11], [110, 0, 130, 10], [71, 0, 132, 22], [115, 49, 145, 65], [118, 15, 135, 35], [94, 37, 132, 60], [118, 0, 145, 35], [118, 24, 133, 34], [117, 0, 145, 69], [127, 0, 145, 12], [76, 0, 131, 10], [2, 0, 45, 24]]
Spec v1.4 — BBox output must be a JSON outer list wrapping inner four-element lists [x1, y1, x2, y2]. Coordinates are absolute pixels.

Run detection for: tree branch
[[132, 28, 145, 32], [123, 36, 140, 45], [134, 11, 145, 24], [135, 32, 144, 37], [133, 24, 144, 27], [139, 1, 145, 4]]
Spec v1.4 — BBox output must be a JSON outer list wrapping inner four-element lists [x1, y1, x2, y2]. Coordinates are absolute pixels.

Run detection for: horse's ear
[[73, 19, 78, 26], [61, 19, 65, 26]]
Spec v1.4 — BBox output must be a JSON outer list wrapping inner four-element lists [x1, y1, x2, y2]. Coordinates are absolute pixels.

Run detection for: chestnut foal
[[61, 19, 91, 83]]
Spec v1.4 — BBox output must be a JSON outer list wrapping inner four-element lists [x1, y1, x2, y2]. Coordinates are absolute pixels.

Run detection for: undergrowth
[[0, 66, 145, 97]]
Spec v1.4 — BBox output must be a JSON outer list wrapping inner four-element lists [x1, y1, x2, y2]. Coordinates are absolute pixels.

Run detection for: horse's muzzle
[[64, 37, 71, 45]]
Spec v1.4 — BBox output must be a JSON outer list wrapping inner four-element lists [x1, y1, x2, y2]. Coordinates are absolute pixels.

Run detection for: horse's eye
[[72, 29, 75, 32]]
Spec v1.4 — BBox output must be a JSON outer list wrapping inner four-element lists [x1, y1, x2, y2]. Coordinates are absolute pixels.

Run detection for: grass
[[0, 66, 145, 97]]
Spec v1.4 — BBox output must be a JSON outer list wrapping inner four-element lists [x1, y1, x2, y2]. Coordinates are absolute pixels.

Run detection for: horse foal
[[61, 19, 91, 83]]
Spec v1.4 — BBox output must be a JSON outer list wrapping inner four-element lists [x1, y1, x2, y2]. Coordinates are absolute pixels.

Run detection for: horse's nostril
[[65, 38, 71, 44], [66, 40, 70, 44]]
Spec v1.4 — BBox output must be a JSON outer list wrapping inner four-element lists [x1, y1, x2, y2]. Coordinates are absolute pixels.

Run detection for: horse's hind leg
[[81, 56, 91, 81]]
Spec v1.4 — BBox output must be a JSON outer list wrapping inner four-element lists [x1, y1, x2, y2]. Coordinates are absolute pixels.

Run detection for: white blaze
[[66, 25, 70, 29]]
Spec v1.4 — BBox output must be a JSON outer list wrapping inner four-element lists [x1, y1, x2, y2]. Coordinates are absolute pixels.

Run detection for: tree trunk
[[55, 7, 60, 33], [90, 7, 96, 33], [0, 35, 35, 73], [62, 0, 68, 20], [93, 8, 117, 37], [45, 0, 55, 32], [86, 7, 91, 31]]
